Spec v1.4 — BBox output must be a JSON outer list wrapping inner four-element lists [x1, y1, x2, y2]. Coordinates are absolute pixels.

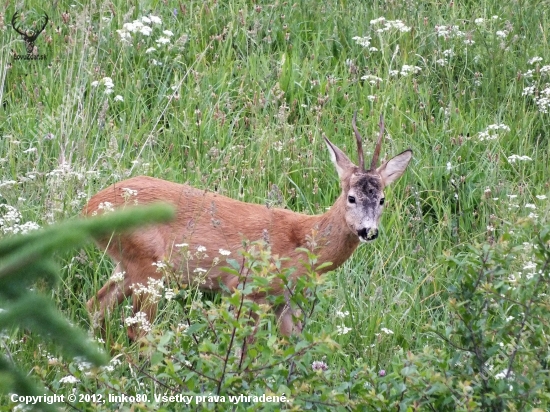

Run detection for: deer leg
[[124, 258, 164, 341], [87, 263, 131, 338], [274, 293, 303, 336], [275, 304, 294, 336]]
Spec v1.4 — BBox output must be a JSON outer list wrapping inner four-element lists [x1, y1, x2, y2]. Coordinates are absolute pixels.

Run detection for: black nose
[[357, 228, 378, 241]]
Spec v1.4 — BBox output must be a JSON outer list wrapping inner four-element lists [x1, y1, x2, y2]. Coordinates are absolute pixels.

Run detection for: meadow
[[1, 0, 549, 410]]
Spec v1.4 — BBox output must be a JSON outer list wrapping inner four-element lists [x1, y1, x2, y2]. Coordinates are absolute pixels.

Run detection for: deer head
[[11, 11, 49, 55], [324, 113, 412, 242]]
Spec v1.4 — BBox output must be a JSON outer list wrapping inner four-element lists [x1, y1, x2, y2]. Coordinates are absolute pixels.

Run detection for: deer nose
[[357, 227, 378, 241]]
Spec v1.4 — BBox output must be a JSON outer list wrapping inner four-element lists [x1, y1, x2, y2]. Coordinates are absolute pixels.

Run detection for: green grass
[[1, 0, 549, 409]]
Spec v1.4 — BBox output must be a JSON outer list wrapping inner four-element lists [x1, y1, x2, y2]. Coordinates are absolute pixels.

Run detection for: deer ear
[[377, 149, 412, 186], [324, 136, 356, 180]]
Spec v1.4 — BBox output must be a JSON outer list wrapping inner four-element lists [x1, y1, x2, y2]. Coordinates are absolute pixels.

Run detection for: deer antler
[[370, 114, 384, 171], [352, 111, 365, 171], [11, 12, 26, 36], [11, 12, 48, 40], [38, 13, 49, 35]]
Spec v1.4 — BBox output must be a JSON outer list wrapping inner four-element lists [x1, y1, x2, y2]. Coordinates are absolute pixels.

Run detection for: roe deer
[[84, 113, 412, 339]]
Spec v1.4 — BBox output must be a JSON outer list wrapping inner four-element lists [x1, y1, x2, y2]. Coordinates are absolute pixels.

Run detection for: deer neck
[[308, 194, 360, 271]]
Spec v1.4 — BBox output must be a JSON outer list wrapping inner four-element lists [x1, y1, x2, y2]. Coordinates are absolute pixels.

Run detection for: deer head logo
[[11, 11, 49, 55]]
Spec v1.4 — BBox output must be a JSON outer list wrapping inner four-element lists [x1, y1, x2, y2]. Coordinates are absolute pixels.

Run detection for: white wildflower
[[114, 95, 124, 102], [1, 205, 40, 235], [219, 249, 231, 256], [121, 187, 138, 196], [400, 65, 422, 76], [163, 30, 174, 37], [495, 369, 514, 380], [197, 245, 207, 253], [140, 25, 152, 36], [477, 124, 510, 141], [102, 77, 114, 88], [131, 278, 164, 303], [152, 261, 167, 271], [335, 310, 349, 318], [528, 56, 542, 65], [336, 325, 352, 335], [381, 327, 394, 335], [360, 74, 383, 85], [522, 86, 536, 96], [443, 49, 455, 58], [156, 36, 170, 45], [507, 154, 532, 163], [149, 15, 162, 24], [110, 271, 126, 283], [124, 311, 151, 332], [523, 262, 536, 271], [75, 358, 93, 371], [352, 36, 371, 48], [116, 29, 132, 41], [59, 375, 80, 384], [164, 289, 175, 301], [435, 25, 464, 38], [535, 195, 547, 200], [370, 17, 411, 33]]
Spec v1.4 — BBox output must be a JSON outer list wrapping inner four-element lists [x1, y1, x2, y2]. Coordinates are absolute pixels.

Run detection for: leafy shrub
[[11, 220, 545, 412]]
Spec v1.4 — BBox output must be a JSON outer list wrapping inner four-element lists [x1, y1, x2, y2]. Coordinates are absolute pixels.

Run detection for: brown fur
[[84, 134, 412, 339]]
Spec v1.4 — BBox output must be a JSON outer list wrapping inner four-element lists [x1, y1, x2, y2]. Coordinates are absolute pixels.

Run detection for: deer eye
[[348, 195, 356, 204], [380, 198, 385, 206]]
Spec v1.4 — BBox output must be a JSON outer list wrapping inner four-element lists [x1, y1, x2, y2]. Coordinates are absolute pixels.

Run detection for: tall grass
[[1, 0, 549, 409]]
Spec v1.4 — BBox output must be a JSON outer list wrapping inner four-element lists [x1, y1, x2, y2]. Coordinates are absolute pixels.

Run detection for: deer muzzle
[[357, 227, 378, 242]]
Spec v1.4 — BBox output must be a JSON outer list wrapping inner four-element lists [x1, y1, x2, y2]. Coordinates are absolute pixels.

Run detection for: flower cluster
[[507, 154, 532, 163], [370, 17, 411, 33], [389, 64, 422, 77], [116, 15, 162, 41], [312, 360, 329, 372], [435, 25, 465, 39], [521, 58, 550, 112], [91, 77, 114, 95], [352, 36, 371, 48], [0, 204, 40, 235], [116, 14, 176, 59], [477, 123, 510, 141], [131, 276, 165, 304], [335, 309, 352, 335], [124, 311, 152, 333]]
